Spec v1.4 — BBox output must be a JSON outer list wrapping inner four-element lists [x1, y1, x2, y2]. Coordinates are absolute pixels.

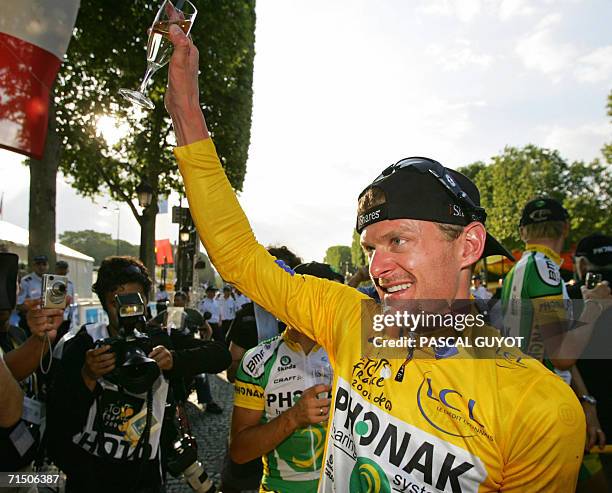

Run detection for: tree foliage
[[458, 145, 612, 251], [603, 89, 612, 166], [57, 0, 255, 196], [324, 245, 353, 275], [351, 230, 366, 268], [54, 0, 256, 277], [60, 230, 139, 265]]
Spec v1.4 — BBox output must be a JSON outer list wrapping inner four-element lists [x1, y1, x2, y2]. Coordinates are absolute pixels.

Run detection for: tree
[[603, 89, 612, 166], [54, 0, 256, 283], [458, 145, 612, 251], [351, 230, 366, 268], [27, 97, 60, 269], [60, 230, 139, 265], [324, 245, 352, 276]]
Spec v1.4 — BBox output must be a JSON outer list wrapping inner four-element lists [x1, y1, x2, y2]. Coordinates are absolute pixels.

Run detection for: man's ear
[[576, 257, 588, 280], [460, 222, 487, 269]]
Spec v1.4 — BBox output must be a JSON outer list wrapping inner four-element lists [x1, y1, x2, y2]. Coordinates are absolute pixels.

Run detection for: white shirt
[[156, 291, 169, 302], [219, 296, 237, 321], [18, 272, 43, 304], [198, 298, 220, 324], [235, 294, 250, 310], [471, 285, 492, 300]]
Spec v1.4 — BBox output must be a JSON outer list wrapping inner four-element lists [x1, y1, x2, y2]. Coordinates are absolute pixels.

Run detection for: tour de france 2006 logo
[[349, 457, 390, 493]]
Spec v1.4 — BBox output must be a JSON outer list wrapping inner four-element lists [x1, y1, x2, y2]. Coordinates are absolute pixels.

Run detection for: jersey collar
[[525, 243, 563, 266]]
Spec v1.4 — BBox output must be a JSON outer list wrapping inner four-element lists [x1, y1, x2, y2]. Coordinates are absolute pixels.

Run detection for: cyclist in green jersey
[[230, 262, 341, 493], [501, 197, 609, 369], [501, 197, 611, 492]]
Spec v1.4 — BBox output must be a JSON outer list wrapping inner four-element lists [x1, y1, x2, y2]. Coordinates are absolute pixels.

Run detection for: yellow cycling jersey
[[176, 138, 584, 492]]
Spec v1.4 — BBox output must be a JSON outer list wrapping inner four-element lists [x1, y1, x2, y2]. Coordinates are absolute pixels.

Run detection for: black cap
[[205, 285, 218, 292], [56, 260, 68, 269], [33, 255, 48, 264], [357, 157, 514, 260], [575, 234, 612, 266], [519, 197, 569, 227], [294, 262, 345, 283]]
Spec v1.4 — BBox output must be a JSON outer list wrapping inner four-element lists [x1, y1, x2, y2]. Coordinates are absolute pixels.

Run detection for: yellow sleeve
[[234, 379, 266, 411], [175, 139, 367, 364], [500, 372, 584, 492]]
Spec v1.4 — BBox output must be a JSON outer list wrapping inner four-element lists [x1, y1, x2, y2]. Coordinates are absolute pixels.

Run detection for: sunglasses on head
[[370, 157, 487, 224]]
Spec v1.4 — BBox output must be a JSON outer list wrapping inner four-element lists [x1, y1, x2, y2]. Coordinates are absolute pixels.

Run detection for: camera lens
[[49, 281, 67, 304]]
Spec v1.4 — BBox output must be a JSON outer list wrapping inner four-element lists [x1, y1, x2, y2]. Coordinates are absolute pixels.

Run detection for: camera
[[585, 272, 603, 289], [42, 274, 67, 309], [0, 253, 18, 310], [95, 292, 160, 394], [166, 434, 217, 493]]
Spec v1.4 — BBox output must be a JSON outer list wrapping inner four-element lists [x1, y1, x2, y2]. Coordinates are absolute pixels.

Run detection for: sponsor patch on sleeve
[[534, 254, 561, 287], [234, 380, 265, 410]]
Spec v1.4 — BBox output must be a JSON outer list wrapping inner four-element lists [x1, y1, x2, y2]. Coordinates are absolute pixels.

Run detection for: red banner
[[155, 239, 174, 266]]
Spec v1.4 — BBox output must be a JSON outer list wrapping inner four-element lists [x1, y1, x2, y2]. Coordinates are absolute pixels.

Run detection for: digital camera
[[95, 292, 160, 394], [585, 272, 603, 289], [166, 434, 217, 493], [42, 274, 68, 309]]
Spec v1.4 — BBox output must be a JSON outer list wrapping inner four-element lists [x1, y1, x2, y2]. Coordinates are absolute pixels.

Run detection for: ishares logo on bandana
[[358, 209, 381, 229]]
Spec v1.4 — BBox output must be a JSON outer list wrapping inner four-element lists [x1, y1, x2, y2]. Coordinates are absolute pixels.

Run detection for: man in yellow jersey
[[164, 26, 585, 492]]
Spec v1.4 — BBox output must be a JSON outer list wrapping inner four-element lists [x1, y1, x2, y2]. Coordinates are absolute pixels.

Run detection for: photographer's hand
[[150, 345, 173, 371], [25, 299, 63, 342], [82, 345, 115, 391]]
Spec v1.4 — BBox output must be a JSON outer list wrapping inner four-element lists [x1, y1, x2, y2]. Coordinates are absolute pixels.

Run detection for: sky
[[1, 0, 611, 262]]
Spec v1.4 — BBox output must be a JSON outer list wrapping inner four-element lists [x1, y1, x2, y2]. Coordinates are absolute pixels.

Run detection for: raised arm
[[165, 25, 208, 146], [164, 25, 366, 363]]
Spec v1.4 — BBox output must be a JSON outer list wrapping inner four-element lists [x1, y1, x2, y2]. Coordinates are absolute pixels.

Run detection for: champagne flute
[[311, 363, 333, 399], [119, 0, 197, 110]]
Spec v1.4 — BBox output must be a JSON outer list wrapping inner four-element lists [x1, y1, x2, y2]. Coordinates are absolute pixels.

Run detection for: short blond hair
[[520, 221, 566, 242]]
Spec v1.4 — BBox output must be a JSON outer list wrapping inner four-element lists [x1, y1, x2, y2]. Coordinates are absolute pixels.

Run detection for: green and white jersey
[[501, 244, 571, 372], [234, 331, 332, 493]]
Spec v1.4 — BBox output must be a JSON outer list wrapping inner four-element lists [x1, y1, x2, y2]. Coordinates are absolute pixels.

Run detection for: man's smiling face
[[361, 218, 466, 302]]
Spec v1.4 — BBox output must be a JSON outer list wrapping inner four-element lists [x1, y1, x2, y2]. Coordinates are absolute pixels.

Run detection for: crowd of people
[[0, 24, 611, 493]]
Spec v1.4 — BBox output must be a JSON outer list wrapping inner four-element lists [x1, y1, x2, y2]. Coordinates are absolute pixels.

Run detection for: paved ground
[[166, 372, 249, 492]]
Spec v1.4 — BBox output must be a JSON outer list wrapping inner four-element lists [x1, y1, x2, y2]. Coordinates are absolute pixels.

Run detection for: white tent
[[0, 220, 94, 299]]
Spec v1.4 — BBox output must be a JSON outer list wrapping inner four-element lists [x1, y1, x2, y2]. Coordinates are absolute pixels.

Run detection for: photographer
[[0, 252, 63, 492], [47, 256, 230, 493]]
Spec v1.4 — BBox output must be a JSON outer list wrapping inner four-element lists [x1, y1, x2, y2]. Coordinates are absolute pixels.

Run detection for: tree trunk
[[28, 96, 59, 270], [139, 200, 158, 293]]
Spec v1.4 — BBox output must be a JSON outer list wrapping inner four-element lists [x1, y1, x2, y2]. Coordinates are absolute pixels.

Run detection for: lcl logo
[[416, 372, 484, 438]]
